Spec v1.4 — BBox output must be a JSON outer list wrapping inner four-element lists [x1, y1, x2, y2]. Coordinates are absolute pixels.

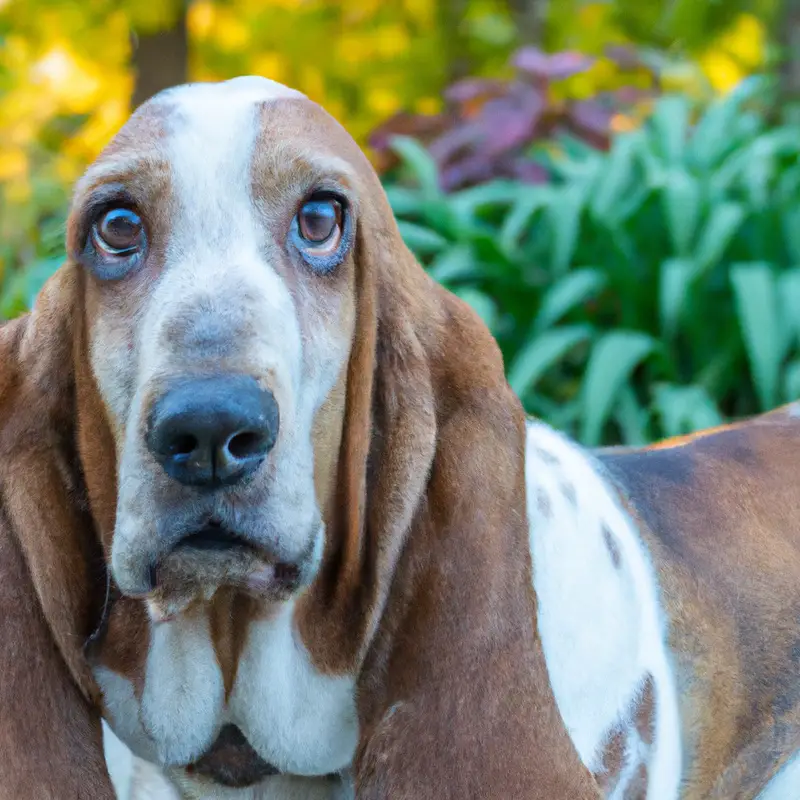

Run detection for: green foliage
[[386, 78, 800, 446]]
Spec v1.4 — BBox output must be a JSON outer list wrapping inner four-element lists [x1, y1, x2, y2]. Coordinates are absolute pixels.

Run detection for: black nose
[[146, 376, 279, 488]]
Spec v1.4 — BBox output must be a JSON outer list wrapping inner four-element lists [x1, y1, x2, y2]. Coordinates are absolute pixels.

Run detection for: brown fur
[[601, 406, 800, 797]]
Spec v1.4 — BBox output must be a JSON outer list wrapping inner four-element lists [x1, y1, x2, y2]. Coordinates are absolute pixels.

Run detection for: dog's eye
[[92, 208, 144, 256], [290, 193, 351, 273], [297, 198, 342, 248]]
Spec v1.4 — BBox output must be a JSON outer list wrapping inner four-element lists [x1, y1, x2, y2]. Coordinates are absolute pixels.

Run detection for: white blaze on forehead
[[133, 73, 307, 381]]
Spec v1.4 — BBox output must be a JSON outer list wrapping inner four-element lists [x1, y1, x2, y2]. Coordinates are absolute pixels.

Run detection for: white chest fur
[[96, 600, 358, 797]]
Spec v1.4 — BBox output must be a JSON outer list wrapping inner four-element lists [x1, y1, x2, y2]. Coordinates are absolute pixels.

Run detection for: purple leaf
[[512, 46, 551, 77], [477, 92, 544, 157], [503, 157, 550, 184], [428, 123, 486, 166], [440, 155, 498, 192], [513, 47, 593, 80], [368, 112, 451, 152], [545, 52, 595, 80], [568, 100, 614, 136], [445, 78, 506, 105]]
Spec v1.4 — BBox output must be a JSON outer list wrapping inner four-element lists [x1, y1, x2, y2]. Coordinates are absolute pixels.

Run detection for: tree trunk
[[131, 6, 188, 110]]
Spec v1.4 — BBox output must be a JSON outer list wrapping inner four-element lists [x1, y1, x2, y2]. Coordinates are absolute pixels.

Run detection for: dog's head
[[61, 77, 405, 621]]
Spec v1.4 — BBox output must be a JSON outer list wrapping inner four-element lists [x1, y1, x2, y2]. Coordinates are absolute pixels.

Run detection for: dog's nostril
[[147, 375, 280, 488], [227, 430, 266, 460], [170, 434, 198, 457]]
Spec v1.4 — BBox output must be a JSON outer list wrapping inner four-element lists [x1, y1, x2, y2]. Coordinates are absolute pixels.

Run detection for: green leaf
[[662, 169, 700, 256], [396, 220, 448, 257], [650, 95, 689, 164], [784, 360, 800, 402], [499, 187, 552, 257], [448, 180, 524, 221], [590, 133, 637, 224], [507, 325, 593, 398], [0, 257, 61, 318], [693, 202, 745, 273], [783, 207, 800, 266], [659, 258, 694, 339], [730, 263, 784, 410], [389, 136, 442, 201], [547, 181, 586, 274], [690, 94, 742, 171], [533, 269, 606, 334], [614, 385, 650, 446], [580, 331, 659, 446], [779, 268, 800, 354], [427, 244, 476, 285], [653, 383, 723, 438], [385, 185, 423, 217]]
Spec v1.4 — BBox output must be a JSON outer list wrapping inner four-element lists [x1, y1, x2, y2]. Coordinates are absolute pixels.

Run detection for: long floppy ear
[[0, 265, 114, 798], [301, 169, 601, 798]]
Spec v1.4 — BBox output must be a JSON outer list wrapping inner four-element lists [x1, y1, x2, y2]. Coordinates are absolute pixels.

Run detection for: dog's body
[[1, 77, 799, 799], [106, 409, 800, 800]]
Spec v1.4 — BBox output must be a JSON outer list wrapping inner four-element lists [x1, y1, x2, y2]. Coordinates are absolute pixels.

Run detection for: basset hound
[[0, 76, 798, 800]]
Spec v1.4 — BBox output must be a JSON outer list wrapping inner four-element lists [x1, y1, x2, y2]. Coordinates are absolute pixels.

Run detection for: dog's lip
[[175, 523, 256, 552]]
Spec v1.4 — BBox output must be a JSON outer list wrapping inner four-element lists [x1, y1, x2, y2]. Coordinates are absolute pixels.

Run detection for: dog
[[2, 76, 799, 799], [0, 77, 597, 799]]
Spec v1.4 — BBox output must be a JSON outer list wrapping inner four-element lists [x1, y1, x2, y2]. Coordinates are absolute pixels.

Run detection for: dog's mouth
[[176, 521, 256, 553], [146, 520, 305, 621]]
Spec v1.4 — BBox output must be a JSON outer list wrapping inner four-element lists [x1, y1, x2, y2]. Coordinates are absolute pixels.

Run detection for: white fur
[[228, 601, 358, 776], [525, 420, 682, 797], [96, 603, 356, 797], [756, 748, 800, 799], [141, 613, 226, 765]]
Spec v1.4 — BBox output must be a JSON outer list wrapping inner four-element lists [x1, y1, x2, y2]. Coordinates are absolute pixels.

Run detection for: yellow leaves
[[374, 25, 410, 59], [699, 14, 766, 93], [251, 53, 287, 85], [0, 149, 28, 183], [192, 2, 251, 51], [188, 1, 216, 41], [415, 97, 442, 115], [31, 47, 103, 114], [367, 87, 401, 118], [335, 31, 376, 67], [699, 51, 744, 94], [213, 10, 251, 53]]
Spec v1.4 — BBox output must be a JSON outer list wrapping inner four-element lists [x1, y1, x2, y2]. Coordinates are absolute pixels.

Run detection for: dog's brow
[[78, 156, 168, 194]]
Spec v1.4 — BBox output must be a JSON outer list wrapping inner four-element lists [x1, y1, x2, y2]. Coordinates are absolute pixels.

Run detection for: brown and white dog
[[0, 76, 799, 800]]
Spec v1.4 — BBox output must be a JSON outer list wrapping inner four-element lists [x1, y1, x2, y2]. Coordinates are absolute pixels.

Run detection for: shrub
[[384, 77, 800, 446], [369, 44, 661, 192]]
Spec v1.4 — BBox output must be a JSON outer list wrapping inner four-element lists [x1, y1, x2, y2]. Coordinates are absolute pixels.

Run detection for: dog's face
[[68, 77, 368, 619]]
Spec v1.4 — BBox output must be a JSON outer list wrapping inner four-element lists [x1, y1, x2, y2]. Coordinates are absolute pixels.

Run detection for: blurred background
[[1, 0, 799, 447]]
